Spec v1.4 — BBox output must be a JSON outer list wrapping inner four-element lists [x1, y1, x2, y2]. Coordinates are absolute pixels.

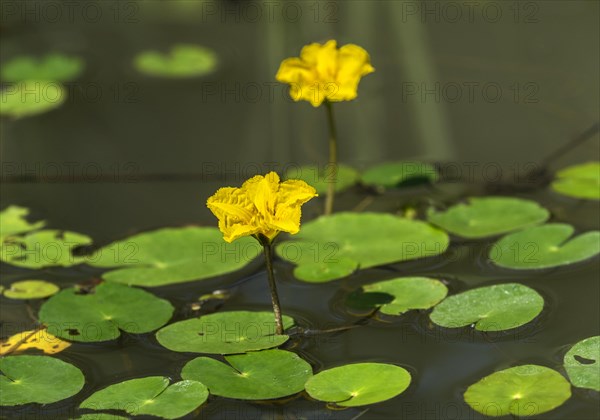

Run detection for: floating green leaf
[[564, 336, 600, 391], [80, 376, 207, 419], [0, 206, 45, 241], [181, 349, 311, 400], [75, 415, 128, 420], [134, 44, 217, 78], [305, 363, 411, 407], [285, 164, 360, 194], [0, 355, 84, 406], [156, 311, 293, 354], [361, 161, 438, 189], [490, 224, 600, 269], [88, 227, 260, 287], [551, 162, 600, 200], [464, 365, 571, 417], [3, 280, 59, 299], [276, 213, 448, 282], [1, 54, 84, 82], [429, 283, 543, 331], [351, 277, 448, 316], [38, 282, 173, 342], [427, 197, 550, 239], [0, 80, 66, 118], [0, 229, 92, 268]]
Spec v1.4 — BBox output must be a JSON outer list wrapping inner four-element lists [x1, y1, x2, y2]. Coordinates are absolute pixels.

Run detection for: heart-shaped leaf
[[490, 224, 600, 269], [464, 365, 571, 417], [551, 162, 600, 200], [156, 311, 293, 354], [181, 349, 312, 400], [3, 280, 59, 299], [564, 336, 599, 391], [429, 283, 544, 331], [38, 282, 174, 342], [427, 197, 550, 239], [134, 44, 217, 78]]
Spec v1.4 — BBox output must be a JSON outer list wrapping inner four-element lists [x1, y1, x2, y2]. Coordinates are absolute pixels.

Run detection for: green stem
[[262, 241, 284, 335], [324, 100, 338, 215]]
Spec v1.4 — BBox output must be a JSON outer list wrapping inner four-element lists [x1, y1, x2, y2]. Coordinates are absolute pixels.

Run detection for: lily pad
[[551, 162, 600, 200], [0, 80, 66, 118], [156, 311, 293, 354], [464, 365, 571, 417], [351, 277, 448, 316], [427, 197, 550, 239], [134, 44, 217, 78], [284, 164, 360, 194], [276, 213, 449, 282], [0, 329, 71, 355], [1, 54, 84, 82], [0, 355, 84, 406], [181, 349, 311, 400], [305, 363, 411, 407], [0, 229, 93, 268], [38, 282, 174, 342], [564, 336, 600, 391], [80, 377, 207, 419], [490, 224, 600, 269], [88, 227, 260, 287], [361, 161, 438, 189], [0, 206, 45, 241], [429, 283, 544, 332], [3, 280, 59, 299]]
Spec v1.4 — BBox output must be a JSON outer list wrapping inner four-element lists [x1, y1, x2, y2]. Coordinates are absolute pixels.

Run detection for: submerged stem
[[262, 241, 284, 335], [324, 100, 338, 215]]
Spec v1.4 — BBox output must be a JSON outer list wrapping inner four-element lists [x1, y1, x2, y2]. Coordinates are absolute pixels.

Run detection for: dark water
[[1, 1, 599, 419]]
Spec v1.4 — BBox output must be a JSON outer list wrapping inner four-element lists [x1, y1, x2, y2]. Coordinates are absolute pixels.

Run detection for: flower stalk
[[324, 100, 338, 215], [258, 235, 284, 335]]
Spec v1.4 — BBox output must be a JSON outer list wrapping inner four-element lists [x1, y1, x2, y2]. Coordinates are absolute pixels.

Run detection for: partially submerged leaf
[[181, 349, 312, 400], [0, 206, 45, 241], [276, 213, 448, 282], [490, 224, 600, 269], [427, 197, 549, 239], [0, 355, 84, 406], [80, 376, 208, 419], [0, 329, 71, 355], [3, 280, 59, 299], [156, 311, 293, 354], [564, 336, 600, 391], [1, 53, 84, 82], [134, 44, 217, 78], [38, 282, 174, 342], [464, 365, 571, 417], [305, 363, 411, 407], [0, 80, 66, 118], [429, 283, 544, 331], [88, 227, 260, 287], [551, 162, 600, 200]]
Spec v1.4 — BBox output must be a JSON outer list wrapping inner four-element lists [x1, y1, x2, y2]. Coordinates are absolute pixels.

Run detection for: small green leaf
[[490, 224, 600, 269], [427, 197, 550, 239], [38, 282, 174, 342], [134, 44, 217, 78], [80, 377, 208, 419], [0, 206, 45, 241], [464, 365, 571, 417], [429, 283, 544, 331], [0, 230, 92, 268], [74, 415, 129, 420], [551, 162, 600, 200], [0, 80, 66, 118], [3, 280, 59, 299], [0, 355, 84, 406], [88, 227, 260, 287], [181, 349, 312, 400], [361, 161, 438, 190], [156, 311, 293, 354], [354, 277, 448, 315], [1, 54, 84, 82], [305, 363, 411, 407], [284, 164, 360, 194], [276, 213, 449, 283], [564, 336, 599, 391]]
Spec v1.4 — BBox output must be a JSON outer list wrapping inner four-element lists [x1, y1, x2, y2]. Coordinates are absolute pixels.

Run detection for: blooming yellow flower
[[207, 172, 318, 243], [276, 40, 374, 107]]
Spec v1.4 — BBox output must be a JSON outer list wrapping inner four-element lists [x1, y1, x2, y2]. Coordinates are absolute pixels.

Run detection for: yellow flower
[[276, 40, 374, 107], [207, 172, 317, 243]]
